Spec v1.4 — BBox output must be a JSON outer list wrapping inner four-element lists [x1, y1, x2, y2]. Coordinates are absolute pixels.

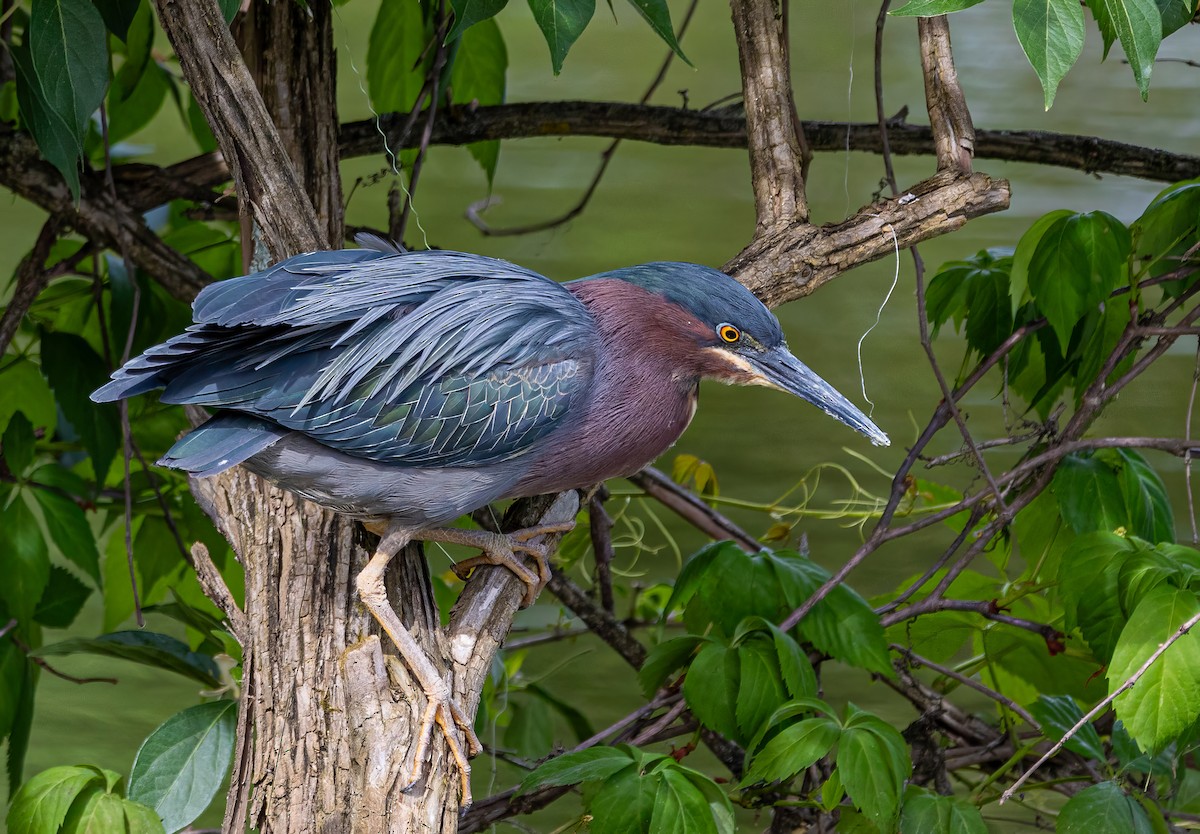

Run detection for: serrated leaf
[[741, 717, 840, 786], [1109, 586, 1200, 752], [1010, 210, 1075, 317], [0, 638, 25, 740], [650, 767, 718, 834], [1053, 453, 1131, 535], [0, 360, 58, 439], [34, 489, 101, 585], [891, 0, 985, 13], [1087, 0, 1162, 98], [27, 0, 109, 196], [447, 0, 509, 41], [450, 17, 506, 184], [899, 785, 988, 833], [589, 763, 658, 834], [639, 635, 705, 697], [838, 717, 912, 831], [1058, 781, 1156, 833], [1013, 0, 1085, 110], [3, 412, 36, 477], [37, 631, 221, 688], [33, 565, 92, 628], [527, 0, 595, 74], [41, 332, 121, 482], [623, 0, 689, 64], [771, 627, 817, 699], [963, 261, 1014, 358], [1114, 449, 1174, 544], [1028, 213, 1130, 352], [129, 700, 237, 833], [0, 497, 51, 625], [1029, 695, 1107, 761], [517, 746, 635, 794], [736, 638, 788, 738], [682, 642, 739, 740], [6, 766, 104, 834], [666, 541, 731, 616]]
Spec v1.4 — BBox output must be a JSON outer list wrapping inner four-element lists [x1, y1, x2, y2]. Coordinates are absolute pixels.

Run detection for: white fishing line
[[856, 222, 900, 413], [332, 2, 431, 250]]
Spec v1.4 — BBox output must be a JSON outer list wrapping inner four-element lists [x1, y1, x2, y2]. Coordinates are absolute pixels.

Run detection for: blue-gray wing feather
[[96, 247, 597, 467]]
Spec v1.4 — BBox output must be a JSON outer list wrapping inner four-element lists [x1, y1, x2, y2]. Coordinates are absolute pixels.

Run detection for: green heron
[[93, 236, 888, 803]]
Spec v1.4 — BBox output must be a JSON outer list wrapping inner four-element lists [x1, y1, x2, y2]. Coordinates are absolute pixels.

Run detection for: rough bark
[[918, 16, 975, 173], [729, 0, 808, 227]]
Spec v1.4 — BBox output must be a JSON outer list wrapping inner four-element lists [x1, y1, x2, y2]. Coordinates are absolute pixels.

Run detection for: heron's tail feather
[[160, 412, 288, 477]]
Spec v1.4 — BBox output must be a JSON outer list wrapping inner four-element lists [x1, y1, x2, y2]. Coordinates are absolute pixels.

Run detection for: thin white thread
[[331, 1, 430, 250], [857, 222, 900, 414]]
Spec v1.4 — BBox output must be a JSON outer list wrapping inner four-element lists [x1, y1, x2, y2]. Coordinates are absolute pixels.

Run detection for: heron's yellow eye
[[718, 324, 741, 344]]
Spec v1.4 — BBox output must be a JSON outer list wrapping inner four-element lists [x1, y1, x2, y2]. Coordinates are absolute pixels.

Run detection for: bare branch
[[917, 16, 975, 173]]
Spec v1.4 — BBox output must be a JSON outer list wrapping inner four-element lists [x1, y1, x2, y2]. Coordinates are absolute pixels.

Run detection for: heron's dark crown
[[573, 262, 785, 349]]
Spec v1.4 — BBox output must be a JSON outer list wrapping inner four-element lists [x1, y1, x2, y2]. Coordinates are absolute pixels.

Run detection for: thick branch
[[729, 0, 808, 226], [918, 16, 974, 173], [152, 0, 327, 257], [728, 169, 1010, 306]]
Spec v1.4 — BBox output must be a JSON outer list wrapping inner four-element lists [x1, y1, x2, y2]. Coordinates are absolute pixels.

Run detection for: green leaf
[[527, 0, 595, 74], [771, 626, 817, 699], [623, 0, 689, 64], [37, 631, 222, 688], [106, 4, 168, 146], [891, 0, 985, 14], [589, 763, 658, 834], [684, 546, 785, 637], [735, 638, 788, 738], [506, 695, 554, 759], [41, 332, 121, 482], [1086, 0, 1162, 99], [665, 541, 728, 616], [1010, 210, 1076, 317], [1029, 695, 1107, 761], [122, 798, 167, 834], [367, 0, 431, 115], [639, 635, 704, 697], [34, 489, 102, 585], [837, 716, 912, 831], [450, 17, 507, 184], [526, 682, 595, 744], [0, 360, 58, 439], [1028, 212, 1130, 352], [1060, 532, 1138, 662], [33, 565, 92, 628], [0, 637, 26, 740], [217, 0, 239, 23], [1132, 181, 1200, 281], [963, 260, 1014, 358], [129, 700, 237, 834], [1013, 0, 1085, 110], [1108, 586, 1200, 752], [3, 412, 36, 477], [1115, 449, 1174, 543], [650, 767, 718, 834], [682, 642, 739, 740], [60, 787, 129, 834], [6, 766, 104, 834], [742, 717, 840, 786], [28, 0, 110, 194], [1053, 453, 1132, 535], [447, 0, 509, 41], [6, 651, 37, 794], [1058, 781, 1156, 833], [518, 746, 635, 794], [0, 497, 51, 625], [899, 785, 988, 833], [92, 0, 141, 41], [1157, 0, 1197, 35]]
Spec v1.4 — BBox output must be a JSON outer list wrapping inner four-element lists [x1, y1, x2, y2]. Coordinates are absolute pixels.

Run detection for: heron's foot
[[429, 521, 575, 607], [355, 526, 482, 804], [402, 677, 482, 804]]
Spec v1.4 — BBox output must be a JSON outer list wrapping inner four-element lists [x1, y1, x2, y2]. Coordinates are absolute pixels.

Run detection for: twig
[[589, 491, 616, 613], [11, 631, 117, 685], [1188, 340, 1200, 543], [628, 468, 759, 552], [191, 542, 246, 641], [0, 218, 60, 357], [1000, 609, 1200, 803], [892, 644, 1039, 729]]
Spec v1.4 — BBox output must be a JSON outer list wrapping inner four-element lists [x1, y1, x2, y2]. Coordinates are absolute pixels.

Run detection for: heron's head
[[589, 262, 890, 447]]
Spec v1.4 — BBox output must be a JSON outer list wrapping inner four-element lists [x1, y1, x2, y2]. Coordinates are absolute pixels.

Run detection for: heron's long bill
[[748, 347, 890, 447]]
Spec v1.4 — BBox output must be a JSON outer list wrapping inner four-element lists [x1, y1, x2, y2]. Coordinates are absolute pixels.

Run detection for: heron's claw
[[438, 521, 576, 607], [402, 682, 482, 805]]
